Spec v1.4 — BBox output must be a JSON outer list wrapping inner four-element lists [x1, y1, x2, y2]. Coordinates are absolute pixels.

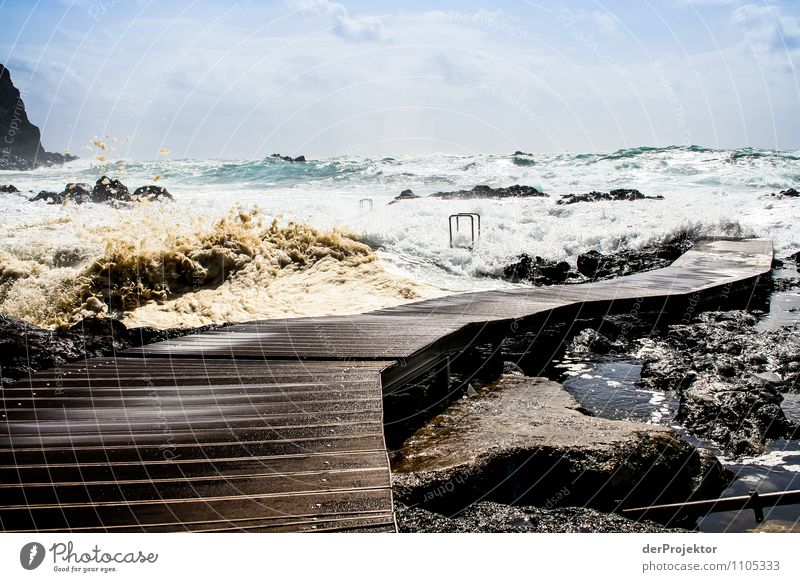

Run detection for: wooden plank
[[0, 238, 773, 534], [0, 360, 395, 533]]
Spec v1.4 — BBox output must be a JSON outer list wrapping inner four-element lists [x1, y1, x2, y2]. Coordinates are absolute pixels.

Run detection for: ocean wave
[[0, 207, 441, 329]]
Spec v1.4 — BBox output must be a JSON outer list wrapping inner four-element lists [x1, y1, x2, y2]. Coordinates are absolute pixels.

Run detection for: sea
[[2, 145, 799, 531]]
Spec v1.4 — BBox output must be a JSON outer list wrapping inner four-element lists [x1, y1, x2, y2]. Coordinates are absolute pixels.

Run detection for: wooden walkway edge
[[0, 238, 773, 532]]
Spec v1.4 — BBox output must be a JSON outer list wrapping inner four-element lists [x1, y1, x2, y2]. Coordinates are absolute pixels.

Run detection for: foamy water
[[1, 146, 799, 328]]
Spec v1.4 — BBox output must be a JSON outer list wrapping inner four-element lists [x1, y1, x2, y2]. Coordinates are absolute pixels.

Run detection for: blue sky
[[1, 0, 799, 159]]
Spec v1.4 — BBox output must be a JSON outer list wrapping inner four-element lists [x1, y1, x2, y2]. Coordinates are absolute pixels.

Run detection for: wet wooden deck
[[0, 238, 773, 532]]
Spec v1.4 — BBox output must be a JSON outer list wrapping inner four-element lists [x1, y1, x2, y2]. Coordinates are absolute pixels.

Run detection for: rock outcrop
[[271, 153, 306, 163], [91, 175, 130, 202], [28, 178, 171, 205], [0, 184, 19, 193], [771, 188, 799, 198], [132, 185, 173, 201], [0, 313, 217, 386], [503, 254, 576, 285], [557, 188, 663, 205], [390, 184, 548, 203], [503, 235, 695, 286], [0, 63, 76, 170], [392, 375, 731, 521], [395, 501, 680, 533], [389, 189, 420, 204], [429, 184, 548, 200], [632, 310, 800, 455], [30, 182, 92, 204], [576, 236, 693, 280]]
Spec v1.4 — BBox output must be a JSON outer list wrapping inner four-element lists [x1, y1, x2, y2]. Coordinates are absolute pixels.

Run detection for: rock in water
[[29, 190, 62, 204], [0, 184, 19, 193], [132, 185, 173, 201], [557, 188, 664, 205], [389, 189, 421, 204], [0, 63, 76, 170], [503, 254, 574, 285], [91, 176, 130, 202], [576, 236, 692, 280], [429, 184, 548, 200], [270, 153, 306, 162], [773, 187, 800, 198], [634, 310, 800, 455], [392, 375, 731, 520]]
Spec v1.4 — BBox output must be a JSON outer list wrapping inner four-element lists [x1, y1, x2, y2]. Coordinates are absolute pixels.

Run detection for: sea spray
[[0, 206, 441, 328]]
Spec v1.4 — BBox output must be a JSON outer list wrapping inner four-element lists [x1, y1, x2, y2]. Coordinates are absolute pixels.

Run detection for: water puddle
[[557, 357, 679, 425], [555, 355, 800, 533]]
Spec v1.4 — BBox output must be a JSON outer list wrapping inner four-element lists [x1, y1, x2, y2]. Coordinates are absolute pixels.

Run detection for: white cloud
[[289, 0, 384, 42], [732, 3, 800, 67]]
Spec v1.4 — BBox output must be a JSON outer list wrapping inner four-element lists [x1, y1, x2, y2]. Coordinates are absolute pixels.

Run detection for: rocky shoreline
[[557, 272, 800, 457], [3, 176, 173, 205], [0, 314, 218, 386], [503, 234, 693, 285], [391, 375, 730, 531], [1, 237, 794, 533], [1, 63, 76, 170]]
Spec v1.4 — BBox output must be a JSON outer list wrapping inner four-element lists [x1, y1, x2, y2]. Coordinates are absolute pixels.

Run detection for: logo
[[20, 542, 46, 570]]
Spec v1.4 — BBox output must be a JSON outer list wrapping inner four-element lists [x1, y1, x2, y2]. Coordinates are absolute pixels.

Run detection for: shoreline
[[1, 238, 796, 533]]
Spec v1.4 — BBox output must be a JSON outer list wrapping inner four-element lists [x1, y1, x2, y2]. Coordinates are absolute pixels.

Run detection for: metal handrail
[[359, 198, 374, 211], [623, 489, 800, 524], [449, 213, 481, 248]]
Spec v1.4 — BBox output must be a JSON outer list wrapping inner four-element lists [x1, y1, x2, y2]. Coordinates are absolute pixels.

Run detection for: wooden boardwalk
[[0, 238, 773, 532]]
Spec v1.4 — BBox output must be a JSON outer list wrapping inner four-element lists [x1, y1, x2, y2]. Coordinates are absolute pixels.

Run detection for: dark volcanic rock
[[31, 182, 93, 205], [132, 185, 173, 201], [392, 375, 731, 520], [29, 190, 62, 204], [772, 188, 800, 198], [91, 176, 130, 202], [504, 235, 695, 286], [395, 501, 683, 533], [29, 181, 171, 205], [0, 184, 19, 193], [513, 150, 533, 156], [568, 328, 630, 355], [390, 184, 548, 203], [429, 184, 548, 200], [557, 188, 664, 205], [633, 310, 800, 455], [576, 236, 693, 280], [389, 189, 420, 204], [0, 63, 77, 170], [0, 313, 219, 386], [61, 182, 92, 204], [504, 254, 574, 285], [270, 153, 305, 163]]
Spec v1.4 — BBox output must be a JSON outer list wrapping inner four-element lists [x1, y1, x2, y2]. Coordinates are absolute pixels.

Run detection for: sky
[[0, 0, 799, 159]]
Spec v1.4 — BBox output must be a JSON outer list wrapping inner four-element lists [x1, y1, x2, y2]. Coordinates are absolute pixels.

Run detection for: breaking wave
[[0, 207, 442, 329]]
